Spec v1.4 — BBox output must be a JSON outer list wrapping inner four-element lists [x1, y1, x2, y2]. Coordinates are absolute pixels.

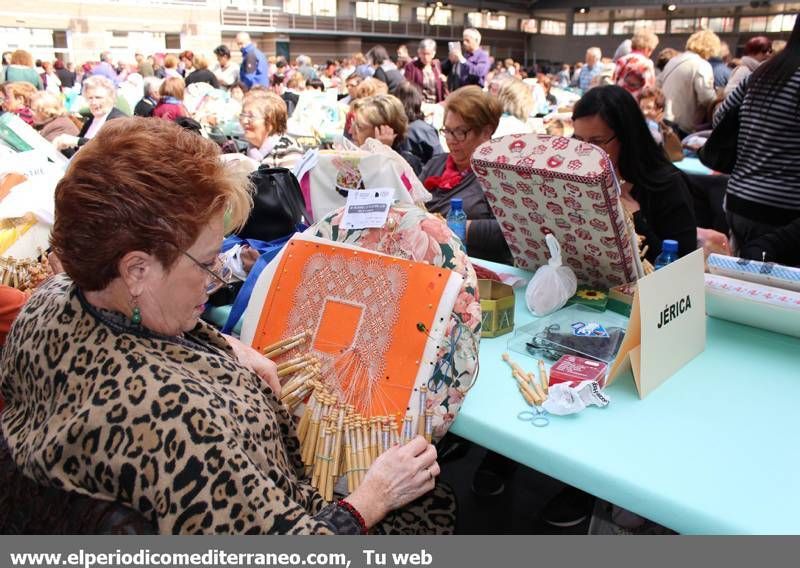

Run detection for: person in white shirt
[[657, 29, 720, 135], [212, 45, 239, 89]]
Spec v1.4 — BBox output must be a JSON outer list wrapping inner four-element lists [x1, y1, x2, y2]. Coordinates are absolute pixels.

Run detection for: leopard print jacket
[[1, 275, 365, 534]]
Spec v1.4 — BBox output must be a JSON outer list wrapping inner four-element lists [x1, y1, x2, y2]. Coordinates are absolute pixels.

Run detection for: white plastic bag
[[525, 234, 577, 316]]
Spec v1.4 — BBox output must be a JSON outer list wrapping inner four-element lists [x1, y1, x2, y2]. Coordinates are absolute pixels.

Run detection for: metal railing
[[220, 6, 463, 38]]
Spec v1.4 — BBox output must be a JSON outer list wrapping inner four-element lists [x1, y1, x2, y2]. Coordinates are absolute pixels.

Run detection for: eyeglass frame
[[439, 126, 473, 142], [238, 111, 264, 124], [572, 133, 617, 147], [181, 250, 233, 295]]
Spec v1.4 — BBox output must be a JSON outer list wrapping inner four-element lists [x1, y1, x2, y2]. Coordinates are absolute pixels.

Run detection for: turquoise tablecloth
[[451, 260, 800, 534], [674, 156, 714, 176]]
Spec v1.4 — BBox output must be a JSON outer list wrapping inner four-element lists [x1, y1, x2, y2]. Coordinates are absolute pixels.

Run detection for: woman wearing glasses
[[240, 89, 304, 170], [419, 86, 512, 265], [0, 118, 446, 534], [572, 85, 697, 263]]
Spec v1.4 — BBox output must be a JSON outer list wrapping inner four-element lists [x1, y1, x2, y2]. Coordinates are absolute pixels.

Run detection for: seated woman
[[572, 85, 697, 262], [392, 81, 442, 166], [1, 81, 37, 126], [493, 78, 536, 138], [0, 118, 446, 534], [349, 93, 422, 174], [343, 78, 388, 140], [30, 91, 79, 142], [419, 86, 512, 265], [241, 90, 304, 170], [53, 76, 126, 155], [152, 76, 189, 121]]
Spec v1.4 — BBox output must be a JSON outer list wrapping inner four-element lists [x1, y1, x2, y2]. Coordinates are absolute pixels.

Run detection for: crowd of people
[[0, 17, 798, 534]]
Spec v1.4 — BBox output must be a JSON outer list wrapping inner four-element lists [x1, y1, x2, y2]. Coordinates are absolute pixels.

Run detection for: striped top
[[714, 68, 800, 225]]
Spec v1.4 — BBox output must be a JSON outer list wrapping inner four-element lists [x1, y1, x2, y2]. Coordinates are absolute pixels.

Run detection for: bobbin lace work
[[286, 253, 408, 403]]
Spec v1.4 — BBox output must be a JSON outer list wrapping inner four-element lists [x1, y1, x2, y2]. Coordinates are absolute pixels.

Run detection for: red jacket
[[152, 101, 188, 121], [404, 58, 446, 103]]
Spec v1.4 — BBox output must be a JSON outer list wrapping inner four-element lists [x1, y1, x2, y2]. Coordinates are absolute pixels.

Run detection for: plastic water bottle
[[654, 239, 679, 270], [447, 198, 467, 243]]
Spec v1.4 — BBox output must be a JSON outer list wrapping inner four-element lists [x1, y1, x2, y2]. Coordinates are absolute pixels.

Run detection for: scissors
[[518, 407, 550, 428]]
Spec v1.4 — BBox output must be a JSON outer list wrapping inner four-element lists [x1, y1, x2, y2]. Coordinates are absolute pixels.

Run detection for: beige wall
[[1, 0, 220, 63]]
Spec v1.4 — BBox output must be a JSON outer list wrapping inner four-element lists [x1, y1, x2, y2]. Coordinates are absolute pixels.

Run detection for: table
[[451, 260, 800, 534], [674, 156, 714, 176]]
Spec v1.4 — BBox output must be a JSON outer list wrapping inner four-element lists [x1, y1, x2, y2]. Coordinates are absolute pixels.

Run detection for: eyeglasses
[[572, 133, 617, 147], [238, 112, 263, 124], [182, 251, 233, 295], [440, 126, 472, 142]]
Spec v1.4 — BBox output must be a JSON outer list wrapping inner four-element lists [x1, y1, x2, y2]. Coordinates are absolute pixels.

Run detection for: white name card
[[608, 248, 706, 398]]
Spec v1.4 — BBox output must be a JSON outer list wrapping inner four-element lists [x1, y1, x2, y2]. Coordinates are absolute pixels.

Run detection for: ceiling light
[[575, 7, 590, 14], [663, 3, 677, 11]]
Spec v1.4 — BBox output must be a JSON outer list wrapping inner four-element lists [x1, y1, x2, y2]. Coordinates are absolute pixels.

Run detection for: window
[[416, 6, 452, 26], [467, 11, 507, 30], [572, 21, 609, 36], [284, 0, 336, 16], [0, 27, 55, 51], [738, 16, 767, 32], [707, 17, 734, 33], [613, 19, 666, 35], [668, 17, 704, 34], [539, 19, 566, 35], [520, 19, 537, 33], [768, 13, 797, 32], [356, 1, 399, 21]]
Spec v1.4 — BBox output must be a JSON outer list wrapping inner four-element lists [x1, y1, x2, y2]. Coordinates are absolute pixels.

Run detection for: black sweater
[[630, 165, 698, 262], [739, 216, 800, 267], [420, 153, 513, 265]]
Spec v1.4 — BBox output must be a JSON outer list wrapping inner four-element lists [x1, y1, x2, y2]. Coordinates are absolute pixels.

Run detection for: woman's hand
[[223, 334, 280, 396], [620, 193, 640, 214], [52, 134, 79, 150], [373, 125, 397, 147], [240, 246, 260, 274], [344, 436, 440, 528]]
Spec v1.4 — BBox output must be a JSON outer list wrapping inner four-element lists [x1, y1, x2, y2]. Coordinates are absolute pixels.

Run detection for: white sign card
[[340, 188, 393, 230], [607, 248, 706, 398]]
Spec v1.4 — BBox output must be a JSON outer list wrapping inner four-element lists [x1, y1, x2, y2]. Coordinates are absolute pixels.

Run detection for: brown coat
[[37, 115, 80, 142]]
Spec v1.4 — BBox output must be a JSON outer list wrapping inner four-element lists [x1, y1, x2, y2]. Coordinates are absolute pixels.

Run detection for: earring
[[131, 295, 142, 325]]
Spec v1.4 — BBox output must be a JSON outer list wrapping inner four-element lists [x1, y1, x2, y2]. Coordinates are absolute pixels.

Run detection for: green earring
[[131, 295, 142, 325]]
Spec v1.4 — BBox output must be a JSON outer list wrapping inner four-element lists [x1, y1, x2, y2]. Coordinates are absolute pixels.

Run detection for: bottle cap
[[450, 198, 463, 210], [662, 239, 678, 253]]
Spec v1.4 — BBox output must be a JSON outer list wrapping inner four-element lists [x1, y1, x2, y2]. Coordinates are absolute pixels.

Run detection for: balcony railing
[[220, 6, 463, 37]]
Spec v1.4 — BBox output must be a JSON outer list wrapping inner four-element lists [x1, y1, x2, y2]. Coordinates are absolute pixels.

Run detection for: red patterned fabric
[[471, 133, 643, 288], [423, 156, 466, 192], [612, 51, 656, 100]]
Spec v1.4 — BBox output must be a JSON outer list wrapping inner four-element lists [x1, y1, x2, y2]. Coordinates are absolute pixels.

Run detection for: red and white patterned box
[[471, 134, 643, 288]]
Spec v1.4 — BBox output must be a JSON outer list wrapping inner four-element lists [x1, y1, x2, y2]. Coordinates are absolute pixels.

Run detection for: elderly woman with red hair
[[724, 36, 773, 97], [0, 117, 448, 534]]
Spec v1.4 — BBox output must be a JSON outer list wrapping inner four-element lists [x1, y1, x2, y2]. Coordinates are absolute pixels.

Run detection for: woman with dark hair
[[713, 17, 800, 255], [392, 81, 442, 165], [572, 85, 697, 262]]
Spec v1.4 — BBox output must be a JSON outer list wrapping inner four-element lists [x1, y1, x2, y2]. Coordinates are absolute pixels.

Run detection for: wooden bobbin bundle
[[502, 352, 549, 406], [0, 250, 51, 292], [263, 331, 435, 502]]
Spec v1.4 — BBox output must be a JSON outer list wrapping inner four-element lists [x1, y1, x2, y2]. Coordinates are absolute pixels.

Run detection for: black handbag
[[209, 166, 309, 306], [238, 166, 310, 243], [698, 104, 741, 174]]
